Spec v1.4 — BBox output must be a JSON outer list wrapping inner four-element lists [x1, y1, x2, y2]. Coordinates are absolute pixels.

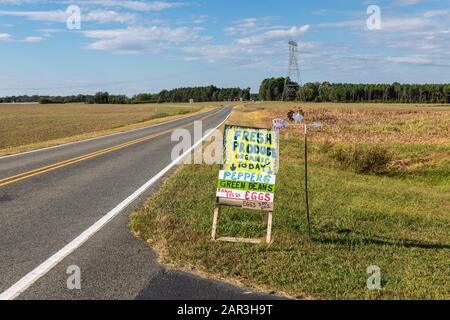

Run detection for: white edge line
[[0, 107, 220, 160], [0, 110, 231, 300]]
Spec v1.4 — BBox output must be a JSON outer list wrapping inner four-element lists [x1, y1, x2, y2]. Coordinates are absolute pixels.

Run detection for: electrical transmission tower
[[282, 40, 305, 101]]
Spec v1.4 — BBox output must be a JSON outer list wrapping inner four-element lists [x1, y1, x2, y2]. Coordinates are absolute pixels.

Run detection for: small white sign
[[293, 113, 304, 123], [272, 118, 288, 131], [312, 122, 323, 129]]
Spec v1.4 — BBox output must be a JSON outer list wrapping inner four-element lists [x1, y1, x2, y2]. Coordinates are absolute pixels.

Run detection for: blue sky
[[0, 0, 449, 96]]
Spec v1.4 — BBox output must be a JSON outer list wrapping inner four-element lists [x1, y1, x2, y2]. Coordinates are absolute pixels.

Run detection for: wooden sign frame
[[211, 198, 273, 244], [211, 125, 276, 245]]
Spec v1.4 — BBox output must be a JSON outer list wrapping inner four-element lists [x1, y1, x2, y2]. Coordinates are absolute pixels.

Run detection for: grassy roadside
[[130, 102, 450, 300], [0, 102, 220, 157]]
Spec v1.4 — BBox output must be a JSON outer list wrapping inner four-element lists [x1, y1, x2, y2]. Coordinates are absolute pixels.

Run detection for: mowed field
[[131, 102, 450, 300], [0, 103, 214, 156]]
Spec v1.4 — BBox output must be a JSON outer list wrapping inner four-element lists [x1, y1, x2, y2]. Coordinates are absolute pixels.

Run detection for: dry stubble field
[[0, 102, 218, 156]]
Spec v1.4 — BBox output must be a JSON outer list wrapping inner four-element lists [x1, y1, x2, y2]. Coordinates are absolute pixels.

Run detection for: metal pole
[[304, 124, 311, 238]]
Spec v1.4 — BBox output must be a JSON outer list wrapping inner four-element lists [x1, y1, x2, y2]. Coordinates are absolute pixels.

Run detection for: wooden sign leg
[[211, 205, 221, 241], [265, 211, 273, 244]]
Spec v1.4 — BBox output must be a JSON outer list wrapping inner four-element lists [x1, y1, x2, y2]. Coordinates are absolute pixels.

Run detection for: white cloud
[[0, 0, 186, 11], [0, 9, 138, 24], [423, 9, 450, 18], [0, 33, 46, 43], [0, 0, 41, 3], [386, 56, 431, 64], [392, 0, 433, 6], [317, 20, 363, 29], [183, 44, 252, 63], [85, 10, 137, 24], [314, 6, 450, 62], [182, 17, 314, 66], [382, 17, 432, 32], [191, 14, 208, 24], [225, 18, 258, 35], [21, 36, 45, 43], [76, 1, 185, 12], [224, 17, 281, 36], [183, 40, 318, 65], [0, 33, 13, 41], [237, 25, 310, 45], [83, 26, 202, 54], [0, 10, 67, 22], [318, 16, 433, 32]]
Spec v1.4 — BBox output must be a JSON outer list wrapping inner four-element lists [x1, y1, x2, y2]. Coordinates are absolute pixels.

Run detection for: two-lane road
[[0, 106, 276, 300]]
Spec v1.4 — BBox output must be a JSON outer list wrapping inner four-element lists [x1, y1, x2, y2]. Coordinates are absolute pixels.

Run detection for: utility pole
[[302, 122, 323, 238], [304, 124, 311, 238]]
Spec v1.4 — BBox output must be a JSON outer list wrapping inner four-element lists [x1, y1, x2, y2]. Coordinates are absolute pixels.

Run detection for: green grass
[[130, 103, 449, 299], [130, 133, 450, 299]]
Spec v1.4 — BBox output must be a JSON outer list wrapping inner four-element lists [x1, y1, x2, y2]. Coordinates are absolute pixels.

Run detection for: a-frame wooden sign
[[211, 125, 279, 244]]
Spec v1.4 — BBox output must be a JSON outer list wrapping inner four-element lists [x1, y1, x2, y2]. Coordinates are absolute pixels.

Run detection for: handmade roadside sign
[[212, 125, 280, 244], [222, 125, 279, 175], [218, 126, 279, 207]]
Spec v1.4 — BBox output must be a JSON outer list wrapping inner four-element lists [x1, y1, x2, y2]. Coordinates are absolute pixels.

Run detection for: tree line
[[2, 81, 450, 104], [0, 85, 251, 105], [259, 78, 450, 103]]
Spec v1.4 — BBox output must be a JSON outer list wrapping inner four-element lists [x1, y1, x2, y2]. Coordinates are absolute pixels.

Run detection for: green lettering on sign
[[217, 180, 276, 193]]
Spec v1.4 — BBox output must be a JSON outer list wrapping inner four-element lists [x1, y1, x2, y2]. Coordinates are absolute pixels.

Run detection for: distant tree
[[157, 90, 170, 103], [303, 82, 319, 102], [109, 95, 129, 104], [38, 97, 53, 104], [242, 87, 251, 101], [94, 92, 110, 104], [131, 93, 153, 104], [150, 86, 250, 103], [444, 85, 450, 103], [258, 78, 450, 103]]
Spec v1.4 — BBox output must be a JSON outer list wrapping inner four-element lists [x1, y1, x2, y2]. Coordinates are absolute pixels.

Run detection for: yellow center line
[[0, 136, 151, 184], [0, 108, 224, 187]]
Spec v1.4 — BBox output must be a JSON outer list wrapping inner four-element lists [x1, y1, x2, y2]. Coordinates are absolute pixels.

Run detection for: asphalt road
[[0, 106, 277, 300]]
